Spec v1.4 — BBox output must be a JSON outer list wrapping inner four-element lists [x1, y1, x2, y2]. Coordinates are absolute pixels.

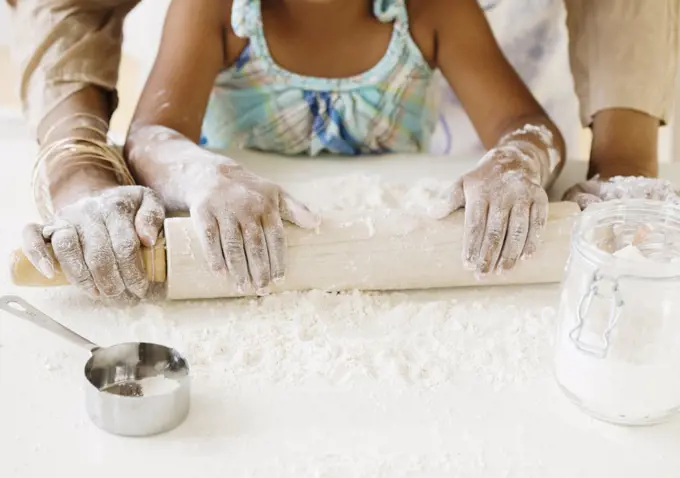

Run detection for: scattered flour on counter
[[33, 285, 560, 392], [284, 174, 456, 218], [25, 174, 563, 393]]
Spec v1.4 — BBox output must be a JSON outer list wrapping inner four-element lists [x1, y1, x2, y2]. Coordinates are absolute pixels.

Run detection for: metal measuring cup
[[0, 296, 190, 437]]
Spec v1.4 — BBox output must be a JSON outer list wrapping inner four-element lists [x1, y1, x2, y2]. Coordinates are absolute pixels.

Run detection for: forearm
[[125, 125, 237, 211], [39, 87, 121, 211], [9, 0, 139, 215], [588, 109, 660, 180]]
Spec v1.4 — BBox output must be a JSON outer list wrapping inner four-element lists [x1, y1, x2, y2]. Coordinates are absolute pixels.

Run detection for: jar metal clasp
[[569, 271, 624, 359]]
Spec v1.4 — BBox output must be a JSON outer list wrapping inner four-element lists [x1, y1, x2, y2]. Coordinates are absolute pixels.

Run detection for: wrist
[[589, 108, 660, 179], [50, 165, 120, 213], [496, 123, 564, 188]]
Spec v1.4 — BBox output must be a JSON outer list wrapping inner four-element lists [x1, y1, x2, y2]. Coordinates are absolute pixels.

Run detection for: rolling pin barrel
[[9, 203, 580, 300]]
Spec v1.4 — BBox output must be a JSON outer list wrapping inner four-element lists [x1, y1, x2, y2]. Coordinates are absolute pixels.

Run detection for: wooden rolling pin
[[9, 202, 580, 300]]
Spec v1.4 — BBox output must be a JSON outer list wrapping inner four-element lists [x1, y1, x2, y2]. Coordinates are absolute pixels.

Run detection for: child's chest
[[223, 1, 435, 77]]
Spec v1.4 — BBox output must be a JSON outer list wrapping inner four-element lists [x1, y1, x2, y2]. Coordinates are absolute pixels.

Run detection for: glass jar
[[554, 199, 680, 425]]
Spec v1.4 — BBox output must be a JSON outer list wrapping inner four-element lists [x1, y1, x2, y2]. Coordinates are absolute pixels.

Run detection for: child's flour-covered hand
[[429, 144, 550, 275], [22, 186, 165, 298], [125, 125, 319, 295], [185, 163, 319, 294], [563, 176, 680, 209]]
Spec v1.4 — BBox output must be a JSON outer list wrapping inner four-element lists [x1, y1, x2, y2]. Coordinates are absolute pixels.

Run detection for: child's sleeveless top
[[200, 0, 437, 156]]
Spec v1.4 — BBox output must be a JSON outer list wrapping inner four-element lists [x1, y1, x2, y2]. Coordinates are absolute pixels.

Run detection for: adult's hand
[[563, 175, 680, 210], [22, 186, 165, 298]]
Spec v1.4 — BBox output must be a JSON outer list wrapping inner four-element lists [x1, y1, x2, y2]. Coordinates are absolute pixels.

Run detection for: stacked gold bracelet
[[32, 113, 136, 219]]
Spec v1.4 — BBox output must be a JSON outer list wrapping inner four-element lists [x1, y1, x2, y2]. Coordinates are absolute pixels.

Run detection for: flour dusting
[[135, 375, 180, 396], [33, 174, 560, 392]]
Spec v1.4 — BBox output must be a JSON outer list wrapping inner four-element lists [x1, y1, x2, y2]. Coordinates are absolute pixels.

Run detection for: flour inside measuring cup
[[102, 376, 180, 397]]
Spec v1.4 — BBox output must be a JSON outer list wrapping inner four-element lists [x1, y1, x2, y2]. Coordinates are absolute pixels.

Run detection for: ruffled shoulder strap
[[231, 0, 259, 38], [373, 0, 408, 23]]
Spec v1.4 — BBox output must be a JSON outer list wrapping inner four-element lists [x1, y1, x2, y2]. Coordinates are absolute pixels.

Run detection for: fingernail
[[463, 258, 477, 271], [141, 232, 157, 246], [273, 276, 285, 285], [473, 270, 488, 281], [256, 286, 270, 297], [38, 258, 55, 279]]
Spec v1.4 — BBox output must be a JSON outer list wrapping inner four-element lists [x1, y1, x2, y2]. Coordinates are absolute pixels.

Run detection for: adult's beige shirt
[[6, 0, 680, 136]]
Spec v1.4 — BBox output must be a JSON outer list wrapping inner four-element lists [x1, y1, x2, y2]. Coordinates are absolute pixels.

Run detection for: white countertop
[[2, 135, 680, 477]]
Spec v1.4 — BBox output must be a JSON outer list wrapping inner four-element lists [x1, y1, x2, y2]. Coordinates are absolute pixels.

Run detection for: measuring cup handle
[[0, 295, 99, 352]]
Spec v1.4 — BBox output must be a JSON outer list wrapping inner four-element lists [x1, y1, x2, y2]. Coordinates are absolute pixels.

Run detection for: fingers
[[191, 206, 227, 273], [241, 220, 271, 293], [462, 199, 488, 270], [217, 214, 249, 292], [562, 182, 602, 210], [214, 213, 284, 294], [427, 180, 466, 220], [497, 202, 530, 271], [50, 224, 98, 296], [570, 192, 602, 210], [134, 189, 165, 247], [262, 212, 286, 283], [77, 220, 126, 297], [22, 223, 56, 279], [106, 214, 148, 299], [522, 192, 549, 259], [477, 203, 510, 275], [279, 191, 319, 229]]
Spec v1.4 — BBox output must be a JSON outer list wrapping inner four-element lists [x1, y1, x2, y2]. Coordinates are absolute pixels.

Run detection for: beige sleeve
[[565, 0, 679, 127], [8, 0, 140, 134]]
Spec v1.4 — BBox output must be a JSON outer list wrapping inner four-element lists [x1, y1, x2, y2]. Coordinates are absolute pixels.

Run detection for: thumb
[[566, 191, 602, 211], [134, 188, 166, 247], [562, 181, 603, 211], [279, 191, 320, 229], [425, 180, 466, 220], [576, 193, 603, 210]]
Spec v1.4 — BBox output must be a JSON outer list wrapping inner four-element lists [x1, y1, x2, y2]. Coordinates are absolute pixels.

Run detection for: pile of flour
[[285, 173, 457, 218]]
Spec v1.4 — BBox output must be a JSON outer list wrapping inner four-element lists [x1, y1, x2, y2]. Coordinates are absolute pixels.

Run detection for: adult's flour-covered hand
[[186, 163, 320, 295], [563, 176, 680, 209], [22, 186, 165, 298]]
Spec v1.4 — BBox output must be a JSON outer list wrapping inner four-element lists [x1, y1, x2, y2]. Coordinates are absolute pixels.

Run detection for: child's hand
[[187, 164, 319, 294], [432, 145, 548, 275]]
